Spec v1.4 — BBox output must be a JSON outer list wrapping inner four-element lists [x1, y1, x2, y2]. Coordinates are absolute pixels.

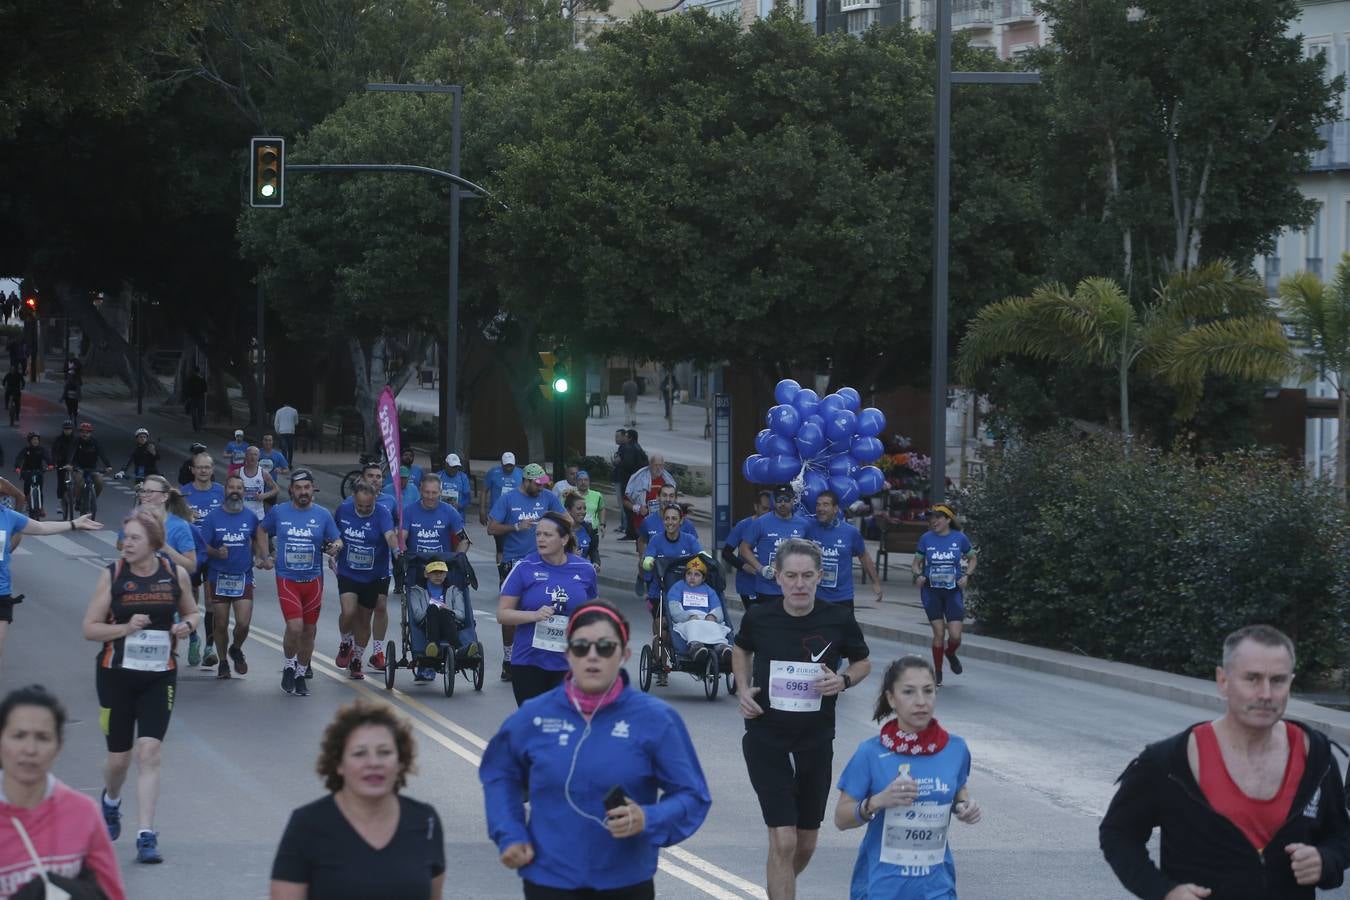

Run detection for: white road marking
[[657, 858, 744, 899], [27, 533, 99, 557]]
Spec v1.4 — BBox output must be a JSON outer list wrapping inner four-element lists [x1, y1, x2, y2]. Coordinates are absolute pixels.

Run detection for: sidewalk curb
[[594, 562, 1350, 745]]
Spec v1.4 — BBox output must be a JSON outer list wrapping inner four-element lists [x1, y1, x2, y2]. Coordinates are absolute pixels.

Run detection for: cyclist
[[82, 507, 198, 865], [2, 363, 23, 424], [117, 428, 160, 485], [14, 432, 50, 519], [51, 421, 75, 516], [912, 503, 976, 686], [65, 422, 113, 511], [181, 452, 225, 669]]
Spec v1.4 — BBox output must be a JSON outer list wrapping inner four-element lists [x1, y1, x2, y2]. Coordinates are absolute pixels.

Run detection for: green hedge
[[964, 431, 1350, 681]]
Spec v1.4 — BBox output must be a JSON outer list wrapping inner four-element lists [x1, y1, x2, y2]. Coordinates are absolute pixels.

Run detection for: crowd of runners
[[0, 419, 1345, 900]]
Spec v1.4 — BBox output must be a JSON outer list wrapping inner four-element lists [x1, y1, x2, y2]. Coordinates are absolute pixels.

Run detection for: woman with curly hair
[[270, 701, 445, 899]]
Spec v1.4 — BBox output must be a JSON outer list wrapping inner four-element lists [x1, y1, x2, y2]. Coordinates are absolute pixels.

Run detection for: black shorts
[[742, 729, 834, 830], [96, 666, 176, 753], [0, 594, 15, 623], [510, 664, 566, 708], [337, 575, 390, 610], [191, 568, 205, 590], [524, 880, 654, 900]]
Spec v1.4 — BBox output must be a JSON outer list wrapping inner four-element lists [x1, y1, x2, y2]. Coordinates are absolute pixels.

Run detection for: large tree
[[479, 10, 1051, 388], [1034, 0, 1342, 291]]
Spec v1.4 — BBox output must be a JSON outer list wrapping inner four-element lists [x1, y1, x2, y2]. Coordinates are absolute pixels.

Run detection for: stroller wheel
[[472, 655, 485, 692], [383, 641, 398, 691], [704, 649, 720, 701], [638, 644, 652, 692], [441, 644, 456, 698]]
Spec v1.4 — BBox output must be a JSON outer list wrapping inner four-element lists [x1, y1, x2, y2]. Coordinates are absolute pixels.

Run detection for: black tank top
[[99, 557, 181, 670]]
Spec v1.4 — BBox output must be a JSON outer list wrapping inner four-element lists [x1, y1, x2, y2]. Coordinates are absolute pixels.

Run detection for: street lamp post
[[928, 0, 1039, 504], [364, 83, 462, 458]]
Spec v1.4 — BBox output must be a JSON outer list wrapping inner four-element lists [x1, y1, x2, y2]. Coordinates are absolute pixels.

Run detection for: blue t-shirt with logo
[[642, 530, 703, 599], [223, 440, 249, 469], [916, 530, 973, 592], [640, 510, 698, 543], [437, 471, 472, 510], [501, 551, 598, 670], [724, 515, 758, 598], [484, 465, 523, 509], [837, 734, 971, 900], [259, 449, 289, 476], [199, 507, 260, 588], [260, 502, 339, 582], [489, 488, 566, 563], [742, 512, 811, 595], [0, 507, 31, 596], [667, 579, 723, 618], [806, 518, 867, 602], [400, 500, 465, 558], [335, 498, 396, 582], [181, 482, 224, 566]]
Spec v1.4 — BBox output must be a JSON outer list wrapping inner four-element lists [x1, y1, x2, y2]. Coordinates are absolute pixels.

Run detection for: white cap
[[501, 452, 516, 465], [445, 453, 462, 467], [233, 429, 244, 437]]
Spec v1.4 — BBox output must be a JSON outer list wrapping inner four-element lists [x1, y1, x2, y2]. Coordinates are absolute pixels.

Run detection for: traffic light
[[552, 359, 570, 396], [538, 351, 557, 401], [250, 137, 285, 208], [22, 296, 36, 314]]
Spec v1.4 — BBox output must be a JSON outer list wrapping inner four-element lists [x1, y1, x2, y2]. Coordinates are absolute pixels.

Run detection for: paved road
[[4, 396, 1350, 899]]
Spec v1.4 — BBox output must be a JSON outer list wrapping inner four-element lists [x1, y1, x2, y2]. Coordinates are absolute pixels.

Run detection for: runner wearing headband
[[912, 504, 976, 686]]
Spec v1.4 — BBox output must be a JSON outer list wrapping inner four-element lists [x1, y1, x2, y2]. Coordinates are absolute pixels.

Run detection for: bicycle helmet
[[61, 420, 72, 429], [78, 422, 93, 432], [134, 427, 150, 438], [25, 432, 38, 441]]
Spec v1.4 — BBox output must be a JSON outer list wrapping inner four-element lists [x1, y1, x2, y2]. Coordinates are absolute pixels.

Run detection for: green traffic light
[[260, 183, 276, 197], [553, 376, 569, 394]]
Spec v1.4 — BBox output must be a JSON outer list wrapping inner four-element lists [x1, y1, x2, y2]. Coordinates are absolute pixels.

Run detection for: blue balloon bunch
[[743, 379, 888, 509]]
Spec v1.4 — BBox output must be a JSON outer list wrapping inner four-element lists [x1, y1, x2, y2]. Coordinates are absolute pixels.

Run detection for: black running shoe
[[229, 645, 248, 675], [946, 651, 963, 675], [281, 666, 296, 694], [935, 669, 943, 687], [294, 670, 310, 696]]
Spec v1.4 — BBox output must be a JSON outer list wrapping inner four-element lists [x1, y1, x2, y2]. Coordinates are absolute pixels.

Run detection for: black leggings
[[424, 606, 462, 648], [510, 664, 565, 707], [524, 880, 654, 899]]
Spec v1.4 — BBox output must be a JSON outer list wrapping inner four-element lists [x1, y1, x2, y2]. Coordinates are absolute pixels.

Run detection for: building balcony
[[1309, 120, 1350, 172], [840, 0, 881, 13]]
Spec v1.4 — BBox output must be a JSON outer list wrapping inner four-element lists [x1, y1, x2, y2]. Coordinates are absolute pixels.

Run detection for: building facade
[[1257, 0, 1350, 476]]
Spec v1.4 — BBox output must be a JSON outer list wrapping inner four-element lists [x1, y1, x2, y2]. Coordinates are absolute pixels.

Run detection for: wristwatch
[[841, 673, 852, 691]]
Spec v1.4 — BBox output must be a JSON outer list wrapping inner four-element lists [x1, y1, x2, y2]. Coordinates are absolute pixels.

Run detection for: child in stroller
[[402, 552, 483, 688], [666, 556, 731, 674]]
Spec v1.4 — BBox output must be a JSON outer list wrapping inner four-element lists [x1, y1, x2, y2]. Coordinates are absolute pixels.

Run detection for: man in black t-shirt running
[[732, 537, 871, 900]]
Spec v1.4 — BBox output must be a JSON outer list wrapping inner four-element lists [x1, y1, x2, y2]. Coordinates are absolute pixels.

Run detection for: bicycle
[[18, 467, 49, 519], [62, 467, 99, 520], [341, 450, 389, 499]]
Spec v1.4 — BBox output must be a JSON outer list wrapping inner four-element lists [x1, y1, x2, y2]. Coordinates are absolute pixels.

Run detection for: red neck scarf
[[564, 673, 623, 719], [879, 717, 950, 756]]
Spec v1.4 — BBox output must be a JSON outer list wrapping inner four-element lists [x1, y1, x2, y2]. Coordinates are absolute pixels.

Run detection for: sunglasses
[[567, 638, 620, 658]]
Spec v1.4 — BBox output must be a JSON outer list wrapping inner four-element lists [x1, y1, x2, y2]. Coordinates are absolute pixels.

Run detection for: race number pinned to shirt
[[531, 615, 569, 654], [820, 559, 839, 589], [214, 572, 246, 598], [768, 660, 823, 712], [880, 802, 952, 869], [681, 591, 709, 609], [927, 564, 957, 591], [347, 545, 374, 571], [122, 629, 172, 672], [284, 540, 315, 571]]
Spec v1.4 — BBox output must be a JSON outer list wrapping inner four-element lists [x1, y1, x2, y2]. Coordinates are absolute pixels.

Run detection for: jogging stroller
[[384, 552, 485, 696], [639, 551, 735, 701]]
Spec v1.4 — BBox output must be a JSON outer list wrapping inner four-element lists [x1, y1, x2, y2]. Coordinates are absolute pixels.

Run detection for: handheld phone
[[603, 785, 629, 811]]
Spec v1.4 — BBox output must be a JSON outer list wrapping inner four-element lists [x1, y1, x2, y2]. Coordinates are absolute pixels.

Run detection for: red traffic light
[[23, 297, 36, 310]]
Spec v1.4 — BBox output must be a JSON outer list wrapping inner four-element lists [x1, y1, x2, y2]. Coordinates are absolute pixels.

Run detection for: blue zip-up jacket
[[480, 673, 711, 891]]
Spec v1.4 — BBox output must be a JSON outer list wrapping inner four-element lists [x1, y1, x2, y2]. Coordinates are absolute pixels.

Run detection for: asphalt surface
[[4, 389, 1350, 899]]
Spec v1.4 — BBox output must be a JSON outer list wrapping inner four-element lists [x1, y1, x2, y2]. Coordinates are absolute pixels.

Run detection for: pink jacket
[[0, 777, 125, 900]]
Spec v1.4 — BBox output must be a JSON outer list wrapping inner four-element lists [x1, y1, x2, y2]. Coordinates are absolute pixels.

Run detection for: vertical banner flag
[[376, 385, 403, 550]]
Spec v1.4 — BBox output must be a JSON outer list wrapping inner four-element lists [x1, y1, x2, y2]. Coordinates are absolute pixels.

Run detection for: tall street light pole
[[365, 83, 462, 458], [929, 0, 1039, 504]]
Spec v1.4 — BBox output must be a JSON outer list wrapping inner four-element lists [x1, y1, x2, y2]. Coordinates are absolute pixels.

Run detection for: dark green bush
[[964, 431, 1350, 680]]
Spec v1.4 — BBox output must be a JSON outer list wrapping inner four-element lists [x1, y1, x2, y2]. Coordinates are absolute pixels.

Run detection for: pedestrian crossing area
[[14, 528, 121, 558]]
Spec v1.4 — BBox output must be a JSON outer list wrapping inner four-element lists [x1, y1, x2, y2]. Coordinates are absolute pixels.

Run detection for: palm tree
[[1279, 254, 1350, 492], [956, 261, 1291, 441]]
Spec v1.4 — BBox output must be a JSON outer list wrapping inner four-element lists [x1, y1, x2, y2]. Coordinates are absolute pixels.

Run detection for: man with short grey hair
[[1101, 624, 1350, 900]]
